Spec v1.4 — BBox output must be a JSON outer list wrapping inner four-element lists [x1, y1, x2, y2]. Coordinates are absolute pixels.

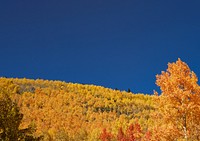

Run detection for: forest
[[0, 59, 200, 141]]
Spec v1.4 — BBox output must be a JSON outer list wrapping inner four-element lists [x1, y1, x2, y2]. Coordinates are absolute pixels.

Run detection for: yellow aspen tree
[[155, 58, 200, 140]]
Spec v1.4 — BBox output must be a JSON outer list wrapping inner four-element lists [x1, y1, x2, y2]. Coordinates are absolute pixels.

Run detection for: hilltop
[[0, 77, 155, 140]]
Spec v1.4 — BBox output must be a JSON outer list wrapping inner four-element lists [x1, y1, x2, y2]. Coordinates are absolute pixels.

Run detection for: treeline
[[0, 59, 200, 140], [0, 78, 155, 140]]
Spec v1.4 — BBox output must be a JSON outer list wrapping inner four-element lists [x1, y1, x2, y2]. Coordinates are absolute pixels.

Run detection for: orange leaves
[[156, 58, 199, 96], [100, 123, 151, 141], [0, 77, 156, 140], [154, 58, 200, 140], [99, 128, 114, 141], [2, 59, 200, 140]]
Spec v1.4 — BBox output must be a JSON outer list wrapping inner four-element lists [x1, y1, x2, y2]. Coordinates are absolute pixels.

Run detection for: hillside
[[0, 77, 155, 140]]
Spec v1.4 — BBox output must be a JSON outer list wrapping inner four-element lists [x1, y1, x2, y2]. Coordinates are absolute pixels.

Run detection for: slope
[[0, 77, 155, 140]]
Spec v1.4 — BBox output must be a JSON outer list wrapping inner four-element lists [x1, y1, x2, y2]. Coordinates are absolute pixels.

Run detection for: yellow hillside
[[0, 77, 155, 140]]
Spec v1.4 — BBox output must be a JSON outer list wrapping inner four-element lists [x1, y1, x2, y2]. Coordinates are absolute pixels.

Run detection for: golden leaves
[[0, 76, 155, 140], [154, 58, 200, 140]]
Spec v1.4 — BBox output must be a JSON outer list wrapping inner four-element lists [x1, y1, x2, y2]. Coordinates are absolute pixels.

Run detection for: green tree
[[0, 93, 41, 141]]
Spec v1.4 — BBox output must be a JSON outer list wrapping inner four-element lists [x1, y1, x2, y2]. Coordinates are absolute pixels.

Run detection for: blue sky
[[0, 0, 200, 94]]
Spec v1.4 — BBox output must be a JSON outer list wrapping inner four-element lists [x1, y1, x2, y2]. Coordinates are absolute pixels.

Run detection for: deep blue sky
[[0, 0, 200, 94]]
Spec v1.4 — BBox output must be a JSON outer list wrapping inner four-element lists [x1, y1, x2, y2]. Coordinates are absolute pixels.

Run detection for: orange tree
[[154, 58, 200, 140]]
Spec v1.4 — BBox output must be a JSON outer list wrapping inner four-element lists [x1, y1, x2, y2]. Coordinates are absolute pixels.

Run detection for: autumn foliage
[[0, 90, 41, 140], [99, 123, 151, 141], [0, 58, 200, 140], [0, 77, 155, 140], [154, 58, 200, 140]]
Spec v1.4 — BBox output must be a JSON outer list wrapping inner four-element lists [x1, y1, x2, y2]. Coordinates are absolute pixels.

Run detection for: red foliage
[[126, 124, 135, 141], [100, 123, 151, 141], [117, 127, 126, 141], [99, 128, 113, 141], [143, 131, 151, 141]]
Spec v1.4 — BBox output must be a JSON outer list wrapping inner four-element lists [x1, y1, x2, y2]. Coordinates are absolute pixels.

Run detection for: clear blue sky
[[0, 0, 200, 94]]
